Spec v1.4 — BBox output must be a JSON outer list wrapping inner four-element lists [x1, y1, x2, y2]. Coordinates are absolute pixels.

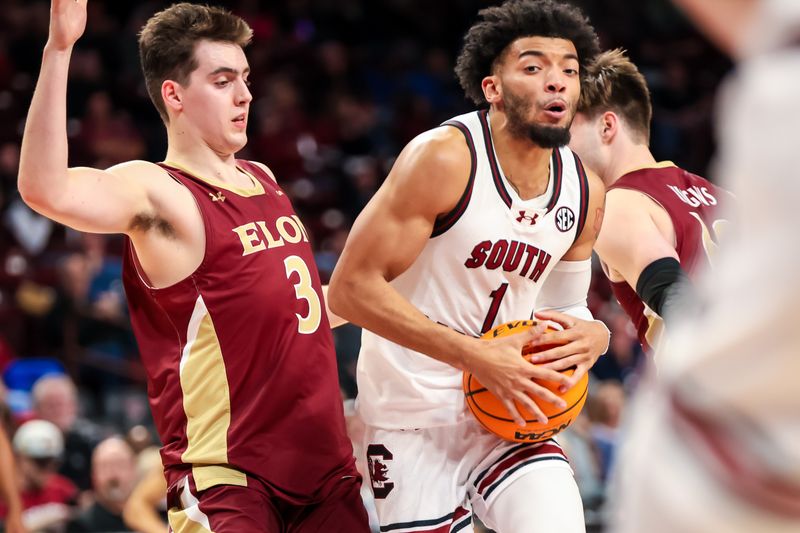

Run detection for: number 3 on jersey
[[283, 255, 322, 334]]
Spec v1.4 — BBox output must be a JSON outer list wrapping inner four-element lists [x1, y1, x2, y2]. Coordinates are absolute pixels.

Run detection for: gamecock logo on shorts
[[555, 206, 575, 232], [366, 444, 394, 499]]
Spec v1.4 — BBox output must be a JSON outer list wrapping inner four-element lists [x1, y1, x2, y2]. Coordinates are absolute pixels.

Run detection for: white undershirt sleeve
[[535, 258, 610, 354], [534, 259, 593, 319]]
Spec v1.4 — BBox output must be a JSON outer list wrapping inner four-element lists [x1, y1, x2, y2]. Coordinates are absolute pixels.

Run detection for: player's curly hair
[[455, 0, 600, 107], [138, 3, 253, 123], [579, 48, 652, 143]]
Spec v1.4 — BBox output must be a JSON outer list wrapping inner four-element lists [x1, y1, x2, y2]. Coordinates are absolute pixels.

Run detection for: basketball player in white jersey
[[328, 1, 609, 531], [611, 0, 800, 531]]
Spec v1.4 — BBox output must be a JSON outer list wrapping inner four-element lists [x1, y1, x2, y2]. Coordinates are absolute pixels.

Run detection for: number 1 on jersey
[[283, 255, 322, 334], [481, 282, 508, 334]]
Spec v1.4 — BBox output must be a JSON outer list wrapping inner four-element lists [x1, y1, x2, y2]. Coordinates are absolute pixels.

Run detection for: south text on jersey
[[464, 239, 552, 282]]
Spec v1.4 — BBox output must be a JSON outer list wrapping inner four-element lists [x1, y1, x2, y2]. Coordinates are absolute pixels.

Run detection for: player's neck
[[165, 130, 241, 184], [489, 111, 552, 199], [607, 144, 657, 186]]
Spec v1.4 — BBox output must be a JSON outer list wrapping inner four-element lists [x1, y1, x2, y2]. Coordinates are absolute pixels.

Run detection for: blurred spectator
[[73, 90, 146, 168], [32, 375, 103, 492], [125, 425, 155, 457], [587, 380, 626, 483], [67, 436, 137, 533], [40, 233, 136, 396], [590, 308, 644, 387], [1, 420, 77, 533], [1, 142, 54, 259], [559, 415, 604, 508]]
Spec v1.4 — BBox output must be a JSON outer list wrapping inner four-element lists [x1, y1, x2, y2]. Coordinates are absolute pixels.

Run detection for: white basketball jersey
[[356, 110, 591, 429]]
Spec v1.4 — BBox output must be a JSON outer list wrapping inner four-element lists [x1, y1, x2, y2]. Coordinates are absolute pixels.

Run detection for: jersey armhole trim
[[545, 148, 564, 213], [431, 121, 477, 238], [126, 163, 213, 291], [238, 160, 276, 186], [572, 152, 590, 245], [477, 109, 513, 208]]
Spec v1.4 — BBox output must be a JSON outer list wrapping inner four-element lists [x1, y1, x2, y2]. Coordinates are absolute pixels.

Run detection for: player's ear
[[600, 111, 619, 144], [482, 75, 502, 106], [162, 80, 183, 116]]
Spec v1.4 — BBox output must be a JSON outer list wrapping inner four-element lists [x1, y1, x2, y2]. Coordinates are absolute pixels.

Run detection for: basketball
[[463, 320, 589, 443]]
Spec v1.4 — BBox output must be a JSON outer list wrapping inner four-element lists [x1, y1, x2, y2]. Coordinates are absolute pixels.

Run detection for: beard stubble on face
[[504, 87, 573, 149]]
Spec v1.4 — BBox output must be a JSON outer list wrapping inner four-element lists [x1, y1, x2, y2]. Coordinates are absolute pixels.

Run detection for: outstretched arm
[[18, 0, 153, 235], [329, 128, 570, 426]]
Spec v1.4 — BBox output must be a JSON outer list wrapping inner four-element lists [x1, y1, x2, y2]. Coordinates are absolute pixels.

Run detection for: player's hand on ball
[[529, 310, 610, 390], [468, 323, 570, 427], [48, 0, 88, 51]]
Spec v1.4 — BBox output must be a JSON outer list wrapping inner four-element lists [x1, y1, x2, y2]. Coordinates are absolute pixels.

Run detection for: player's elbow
[[326, 270, 351, 319], [17, 174, 50, 212], [18, 171, 69, 217], [328, 263, 370, 321]]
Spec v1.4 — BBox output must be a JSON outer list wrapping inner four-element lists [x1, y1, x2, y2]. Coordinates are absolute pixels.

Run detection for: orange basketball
[[463, 320, 589, 442]]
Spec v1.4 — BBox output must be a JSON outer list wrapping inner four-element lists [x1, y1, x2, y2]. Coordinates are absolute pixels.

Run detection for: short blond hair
[[579, 48, 652, 144]]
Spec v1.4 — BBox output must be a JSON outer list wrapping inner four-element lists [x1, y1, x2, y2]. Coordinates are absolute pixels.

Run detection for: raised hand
[[529, 309, 611, 390], [467, 323, 571, 427], [48, 0, 88, 51]]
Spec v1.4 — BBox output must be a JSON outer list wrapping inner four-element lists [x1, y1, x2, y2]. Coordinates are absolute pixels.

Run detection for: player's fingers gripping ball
[[463, 320, 589, 442]]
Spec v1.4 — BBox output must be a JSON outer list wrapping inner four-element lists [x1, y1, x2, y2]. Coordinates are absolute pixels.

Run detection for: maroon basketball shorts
[[166, 471, 370, 532]]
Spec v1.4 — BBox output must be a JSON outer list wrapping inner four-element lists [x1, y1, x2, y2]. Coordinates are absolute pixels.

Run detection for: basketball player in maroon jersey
[[16, 1, 369, 531], [568, 49, 732, 354]]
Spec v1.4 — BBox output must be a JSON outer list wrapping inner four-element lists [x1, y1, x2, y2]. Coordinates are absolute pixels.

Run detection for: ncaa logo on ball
[[555, 206, 575, 232]]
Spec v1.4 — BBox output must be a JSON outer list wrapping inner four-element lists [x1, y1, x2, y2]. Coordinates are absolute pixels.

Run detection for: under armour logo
[[209, 192, 226, 202], [275, 190, 284, 196], [516, 210, 539, 226]]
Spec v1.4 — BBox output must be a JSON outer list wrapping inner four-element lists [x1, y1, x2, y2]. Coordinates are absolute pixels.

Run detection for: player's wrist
[[449, 335, 485, 373], [592, 319, 611, 355], [44, 40, 75, 56]]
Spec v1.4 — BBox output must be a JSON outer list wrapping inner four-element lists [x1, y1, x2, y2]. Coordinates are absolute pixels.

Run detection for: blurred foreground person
[[613, 1, 800, 531]]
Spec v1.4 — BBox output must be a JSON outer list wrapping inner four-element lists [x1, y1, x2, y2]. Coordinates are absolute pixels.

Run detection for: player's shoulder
[[104, 160, 185, 192], [603, 186, 661, 223], [398, 125, 472, 174], [383, 126, 473, 216], [106, 159, 163, 178]]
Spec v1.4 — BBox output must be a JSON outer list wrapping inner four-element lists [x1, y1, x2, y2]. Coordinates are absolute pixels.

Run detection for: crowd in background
[[0, 1, 730, 531]]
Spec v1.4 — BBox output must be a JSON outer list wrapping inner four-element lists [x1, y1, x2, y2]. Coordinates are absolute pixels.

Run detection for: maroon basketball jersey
[[607, 163, 731, 352], [122, 161, 356, 503]]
